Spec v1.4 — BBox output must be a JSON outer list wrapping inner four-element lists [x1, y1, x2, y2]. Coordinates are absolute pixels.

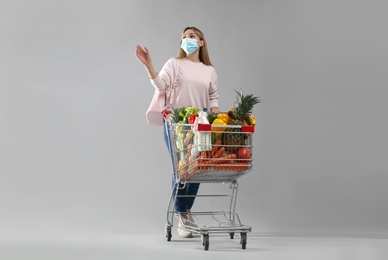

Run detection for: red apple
[[237, 147, 251, 159]]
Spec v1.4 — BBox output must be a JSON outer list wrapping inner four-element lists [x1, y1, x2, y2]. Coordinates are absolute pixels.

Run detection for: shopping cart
[[164, 118, 254, 250]]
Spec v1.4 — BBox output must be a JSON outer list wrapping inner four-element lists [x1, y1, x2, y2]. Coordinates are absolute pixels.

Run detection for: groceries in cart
[[164, 90, 261, 181], [164, 89, 261, 250]]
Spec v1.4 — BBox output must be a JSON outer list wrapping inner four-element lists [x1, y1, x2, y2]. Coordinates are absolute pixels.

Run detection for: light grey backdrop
[[1, 0, 387, 239]]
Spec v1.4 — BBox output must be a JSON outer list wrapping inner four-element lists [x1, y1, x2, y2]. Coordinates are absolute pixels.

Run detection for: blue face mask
[[181, 38, 199, 54]]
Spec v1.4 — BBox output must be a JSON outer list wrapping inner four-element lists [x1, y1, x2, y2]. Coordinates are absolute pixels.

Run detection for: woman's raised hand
[[135, 45, 158, 79], [135, 45, 152, 66]]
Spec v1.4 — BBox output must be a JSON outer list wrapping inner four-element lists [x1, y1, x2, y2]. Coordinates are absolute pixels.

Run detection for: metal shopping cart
[[164, 118, 255, 250]]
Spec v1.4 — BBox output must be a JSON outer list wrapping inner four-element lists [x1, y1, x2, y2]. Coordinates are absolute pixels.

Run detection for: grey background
[[1, 0, 387, 240]]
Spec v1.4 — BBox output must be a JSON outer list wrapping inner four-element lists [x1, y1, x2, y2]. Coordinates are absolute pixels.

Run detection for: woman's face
[[182, 29, 203, 47]]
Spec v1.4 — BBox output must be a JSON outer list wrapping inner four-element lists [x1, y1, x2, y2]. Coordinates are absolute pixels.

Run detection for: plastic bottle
[[197, 108, 212, 151], [190, 116, 199, 160]]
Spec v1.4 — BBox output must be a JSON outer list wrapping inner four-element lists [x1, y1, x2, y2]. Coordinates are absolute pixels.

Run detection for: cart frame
[[164, 119, 254, 250]]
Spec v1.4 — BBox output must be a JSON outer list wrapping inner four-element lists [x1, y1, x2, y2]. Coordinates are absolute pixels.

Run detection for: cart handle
[[196, 123, 254, 133], [165, 121, 255, 133]]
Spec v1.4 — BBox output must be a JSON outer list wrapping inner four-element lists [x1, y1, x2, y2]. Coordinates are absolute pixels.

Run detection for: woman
[[136, 26, 221, 238]]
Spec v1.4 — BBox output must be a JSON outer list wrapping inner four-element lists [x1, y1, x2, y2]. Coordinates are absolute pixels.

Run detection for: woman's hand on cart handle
[[210, 106, 221, 114], [162, 110, 171, 117]]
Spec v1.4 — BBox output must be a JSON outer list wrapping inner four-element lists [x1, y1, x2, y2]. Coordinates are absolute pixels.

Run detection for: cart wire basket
[[164, 118, 254, 250]]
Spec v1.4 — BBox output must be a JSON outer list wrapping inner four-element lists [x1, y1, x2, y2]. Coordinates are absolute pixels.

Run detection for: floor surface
[[1, 232, 388, 260]]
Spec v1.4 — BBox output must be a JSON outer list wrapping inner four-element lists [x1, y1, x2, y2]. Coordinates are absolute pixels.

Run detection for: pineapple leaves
[[232, 89, 261, 120]]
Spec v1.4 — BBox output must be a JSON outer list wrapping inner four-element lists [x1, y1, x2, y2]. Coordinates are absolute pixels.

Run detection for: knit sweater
[[150, 58, 219, 110]]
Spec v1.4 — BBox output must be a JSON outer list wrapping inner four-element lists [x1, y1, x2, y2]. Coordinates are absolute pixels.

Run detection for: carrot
[[214, 162, 248, 171], [200, 153, 237, 165], [198, 164, 209, 171], [198, 151, 211, 163], [188, 161, 199, 175], [196, 151, 208, 170], [213, 146, 225, 159], [210, 140, 222, 157], [197, 147, 234, 170], [217, 153, 237, 164]]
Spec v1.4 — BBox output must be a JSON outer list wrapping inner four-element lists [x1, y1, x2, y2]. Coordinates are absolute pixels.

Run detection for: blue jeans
[[164, 123, 200, 213]]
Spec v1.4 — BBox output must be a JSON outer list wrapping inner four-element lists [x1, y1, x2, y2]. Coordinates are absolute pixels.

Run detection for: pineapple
[[222, 90, 261, 151]]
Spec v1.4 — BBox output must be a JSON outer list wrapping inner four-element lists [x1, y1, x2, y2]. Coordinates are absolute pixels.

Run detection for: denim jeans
[[164, 122, 200, 213]]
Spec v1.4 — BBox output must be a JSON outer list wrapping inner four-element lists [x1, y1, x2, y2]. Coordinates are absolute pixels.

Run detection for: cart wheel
[[202, 234, 209, 251], [165, 226, 172, 241], [229, 232, 235, 239], [240, 232, 247, 249]]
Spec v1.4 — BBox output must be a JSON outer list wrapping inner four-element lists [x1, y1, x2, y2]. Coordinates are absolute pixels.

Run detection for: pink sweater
[[150, 58, 219, 110]]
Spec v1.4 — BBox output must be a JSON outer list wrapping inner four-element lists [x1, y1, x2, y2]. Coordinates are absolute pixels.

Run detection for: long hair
[[177, 26, 213, 66]]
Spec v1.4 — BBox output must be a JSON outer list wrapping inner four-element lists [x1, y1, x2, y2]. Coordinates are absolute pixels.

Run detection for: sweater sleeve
[[150, 58, 176, 93], [209, 67, 219, 108]]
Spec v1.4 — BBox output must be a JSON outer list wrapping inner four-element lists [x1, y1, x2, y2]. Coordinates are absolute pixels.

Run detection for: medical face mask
[[180, 38, 199, 54]]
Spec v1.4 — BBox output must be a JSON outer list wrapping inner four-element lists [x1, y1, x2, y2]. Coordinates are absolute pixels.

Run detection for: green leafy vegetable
[[178, 106, 200, 124]]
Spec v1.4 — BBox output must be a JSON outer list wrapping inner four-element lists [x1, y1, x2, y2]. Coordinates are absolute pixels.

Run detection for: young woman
[[136, 26, 221, 238]]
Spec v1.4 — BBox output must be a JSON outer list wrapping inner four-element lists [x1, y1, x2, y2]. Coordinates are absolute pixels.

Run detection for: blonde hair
[[177, 26, 213, 66]]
